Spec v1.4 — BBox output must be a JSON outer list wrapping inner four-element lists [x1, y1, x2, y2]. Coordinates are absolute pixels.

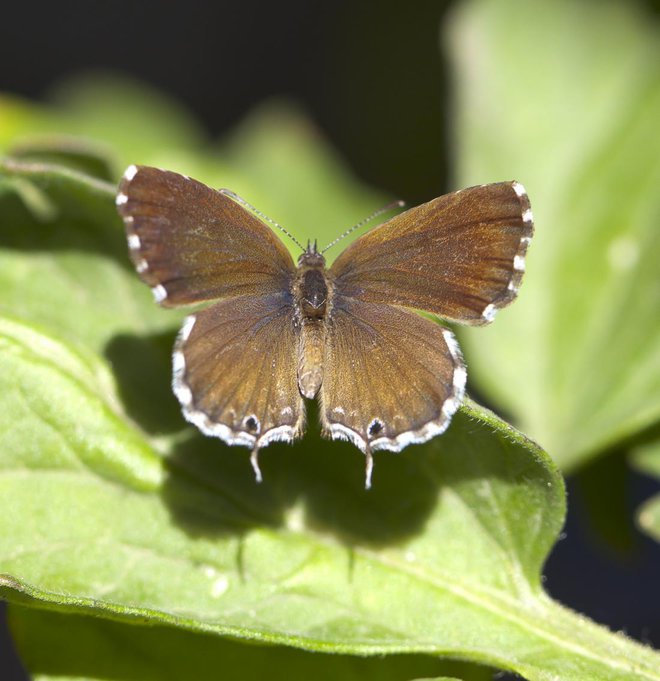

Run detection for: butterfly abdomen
[[297, 319, 325, 399]]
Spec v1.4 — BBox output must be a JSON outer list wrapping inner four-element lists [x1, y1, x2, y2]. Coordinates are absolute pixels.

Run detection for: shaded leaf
[[9, 606, 489, 681], [8, 135, 118, 181], [631, 439, 660, 542], [0, 159, 176, 354], [574, 450, 636, 555]]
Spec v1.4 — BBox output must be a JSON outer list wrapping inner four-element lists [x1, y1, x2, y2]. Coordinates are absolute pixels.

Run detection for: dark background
[[1, 1, 659, 677]]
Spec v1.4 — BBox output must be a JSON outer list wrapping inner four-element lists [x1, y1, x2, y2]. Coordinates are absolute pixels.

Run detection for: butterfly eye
[[368, 418, 384, 437]]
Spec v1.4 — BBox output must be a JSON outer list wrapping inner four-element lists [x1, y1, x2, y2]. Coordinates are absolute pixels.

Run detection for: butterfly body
[[116, 165, 533, 487], [294, 245, 330, 399]]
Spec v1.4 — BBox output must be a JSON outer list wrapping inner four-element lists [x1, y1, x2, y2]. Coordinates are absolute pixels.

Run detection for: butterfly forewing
[[329, 182, 533, 325], [117, 165, 295, 307], [320, 296, 465, 454], [174, 292, 304, 451]]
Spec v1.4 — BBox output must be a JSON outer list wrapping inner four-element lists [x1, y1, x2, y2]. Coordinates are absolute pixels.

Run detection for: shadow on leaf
[[0, 168, 129, 267], [159, 402, 536, 551], [104, 329, 552, 552], [105, 330, 183, 435]]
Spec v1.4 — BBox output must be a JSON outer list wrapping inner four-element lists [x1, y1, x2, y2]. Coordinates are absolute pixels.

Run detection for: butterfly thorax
[[294, 247, 332, 399]]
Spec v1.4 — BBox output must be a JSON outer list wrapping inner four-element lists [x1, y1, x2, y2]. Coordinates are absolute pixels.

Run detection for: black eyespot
[[368, 419, 383, 437], [245, 416, 259, 432]]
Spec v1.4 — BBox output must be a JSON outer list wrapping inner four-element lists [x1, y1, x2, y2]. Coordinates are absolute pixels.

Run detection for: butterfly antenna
[[321, 199, 405, 254], [220, 189, 306, 253]]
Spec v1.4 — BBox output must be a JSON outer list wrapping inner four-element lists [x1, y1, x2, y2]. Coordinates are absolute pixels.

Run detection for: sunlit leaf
[[449, 0, 660, 470]]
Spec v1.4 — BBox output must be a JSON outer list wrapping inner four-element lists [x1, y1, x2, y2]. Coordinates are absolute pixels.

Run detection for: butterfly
[[116, 165, 533, 487]]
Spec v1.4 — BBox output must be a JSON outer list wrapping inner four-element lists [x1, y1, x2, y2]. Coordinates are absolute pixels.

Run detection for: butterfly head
[[298, 239, 325, 268]]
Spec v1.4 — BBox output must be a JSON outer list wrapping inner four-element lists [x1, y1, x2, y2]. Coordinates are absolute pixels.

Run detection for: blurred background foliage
[[1, 0, 659, 678]]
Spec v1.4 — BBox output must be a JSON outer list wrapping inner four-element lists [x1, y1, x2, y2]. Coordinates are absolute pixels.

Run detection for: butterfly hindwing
[[329, 182, 533, 325], [320, 295, 465, 458], [173, 292, 305, 453]]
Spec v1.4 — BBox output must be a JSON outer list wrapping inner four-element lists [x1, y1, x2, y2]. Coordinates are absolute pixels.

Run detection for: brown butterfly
[[116, 166, 533, 487]]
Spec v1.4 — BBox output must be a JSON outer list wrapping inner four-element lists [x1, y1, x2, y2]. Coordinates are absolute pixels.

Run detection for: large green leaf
[[1, 310, 659, 679], [448, 0, 660, 470]]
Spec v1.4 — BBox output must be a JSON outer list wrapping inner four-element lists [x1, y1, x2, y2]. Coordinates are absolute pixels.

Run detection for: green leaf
[[0, 94, 59, 151], [0, 158, 186, 442], [9, 606, 488, 681], [51, 73, 204, 153], [0, 316, 162, 491], [38, 73, 206, 167], [0, 159, 176, 355], [632, 438, 660, 480], [0, 74, 217, 181], [1, 311, 660, 678], [637, 495, 660, 544], [8, 135, 118, 181], [448, 0, 660, 470]]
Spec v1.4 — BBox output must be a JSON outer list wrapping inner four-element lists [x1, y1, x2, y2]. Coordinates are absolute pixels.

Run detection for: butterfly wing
[[329, 182, 533, 325], [118, 166, 303, 471], [174, 292, 304, 463], [320, 295, 465, 485], [117, 165, 296, 306]]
